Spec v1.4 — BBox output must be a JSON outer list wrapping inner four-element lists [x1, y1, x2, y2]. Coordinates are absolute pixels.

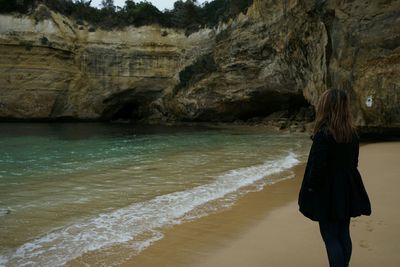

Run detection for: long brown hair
[[313, 89, 357, 143]]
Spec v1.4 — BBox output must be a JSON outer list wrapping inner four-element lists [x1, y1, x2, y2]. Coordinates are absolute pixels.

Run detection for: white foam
[[1, 152, 300, 266], [0, 255, 7, 267]]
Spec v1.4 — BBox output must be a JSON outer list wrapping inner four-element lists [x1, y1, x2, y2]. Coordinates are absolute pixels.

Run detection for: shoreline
[[117, 141, 400, 267], [116, 164, 308, 267], [1, 121, 398, 142]]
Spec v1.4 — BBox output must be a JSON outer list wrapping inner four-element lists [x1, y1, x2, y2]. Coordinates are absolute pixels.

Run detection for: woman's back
[[327, 130, 359, 169], [298, 127, 371, 222]]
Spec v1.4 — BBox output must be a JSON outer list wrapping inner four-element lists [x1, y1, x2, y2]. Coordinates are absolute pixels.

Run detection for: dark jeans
[[318, 217, 352, 267]]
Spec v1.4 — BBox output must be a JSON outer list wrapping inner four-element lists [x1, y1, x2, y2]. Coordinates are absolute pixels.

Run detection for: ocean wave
[[0, 152, 300, 267]]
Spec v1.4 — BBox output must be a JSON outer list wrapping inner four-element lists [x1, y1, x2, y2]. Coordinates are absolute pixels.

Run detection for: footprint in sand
[[359, 240, 369, 248], [365, 220, 374, 232]]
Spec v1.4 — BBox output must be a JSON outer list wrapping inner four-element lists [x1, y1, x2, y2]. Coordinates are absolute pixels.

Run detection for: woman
[[298, 89, 371, 267]]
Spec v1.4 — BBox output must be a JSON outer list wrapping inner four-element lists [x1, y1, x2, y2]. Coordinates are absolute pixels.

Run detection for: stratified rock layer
[[0, 6, 213, 121], [0, 1, 399, 132]]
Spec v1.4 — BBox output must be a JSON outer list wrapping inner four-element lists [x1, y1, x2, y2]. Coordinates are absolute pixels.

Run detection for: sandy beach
[[119, 141, 400, 267]]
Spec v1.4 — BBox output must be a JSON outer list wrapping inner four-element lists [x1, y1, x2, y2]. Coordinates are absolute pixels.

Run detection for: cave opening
[[101, 87, 164, 123], [234, 91, 312, 121], [110, 101, 141, 121]]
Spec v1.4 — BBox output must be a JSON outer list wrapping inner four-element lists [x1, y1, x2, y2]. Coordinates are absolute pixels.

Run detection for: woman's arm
[[354, 135, 360, 168], [307, 130, 330, 190]]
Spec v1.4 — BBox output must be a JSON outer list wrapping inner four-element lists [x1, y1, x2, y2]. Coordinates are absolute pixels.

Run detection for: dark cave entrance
[[220, 90, 313, 122], [101, 88, 163, 123], [101, 99, 147, 122], [110, 101, 141, 121]]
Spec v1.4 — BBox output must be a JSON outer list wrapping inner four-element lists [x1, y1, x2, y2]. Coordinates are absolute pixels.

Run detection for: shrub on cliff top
[[0, 0, 254, 34], [0, 0, 35, 13], [33, 4, 52, 22]]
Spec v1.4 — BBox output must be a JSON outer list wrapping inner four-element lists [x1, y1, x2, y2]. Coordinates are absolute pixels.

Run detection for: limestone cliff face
[[319, 0, 400, 130], [169, 0, 400, 130], [0, 1, 399, 132], [166, 1, 327, 122], [0, 5, 213, 121]]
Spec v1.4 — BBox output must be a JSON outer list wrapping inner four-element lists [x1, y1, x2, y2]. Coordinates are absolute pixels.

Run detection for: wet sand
[[119, 142, 400, 267]]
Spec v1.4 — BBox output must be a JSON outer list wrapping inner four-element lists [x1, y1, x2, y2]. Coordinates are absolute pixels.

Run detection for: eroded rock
[[0, 1, 399, 135]]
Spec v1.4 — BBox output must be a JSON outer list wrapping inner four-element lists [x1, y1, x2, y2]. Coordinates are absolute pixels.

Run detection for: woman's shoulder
[[311, 126, 331, 141], [311, 126, 359, 144]]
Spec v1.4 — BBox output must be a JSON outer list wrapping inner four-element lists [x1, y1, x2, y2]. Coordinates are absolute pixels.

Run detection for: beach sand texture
[[120, 141, 400, 267]]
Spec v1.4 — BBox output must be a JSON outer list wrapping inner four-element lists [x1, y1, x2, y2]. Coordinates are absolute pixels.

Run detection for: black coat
[[298, 127, 372, 222]]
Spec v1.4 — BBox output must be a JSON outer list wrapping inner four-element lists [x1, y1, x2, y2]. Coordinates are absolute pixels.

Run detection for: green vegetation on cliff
[[0, 0, 253, 34]]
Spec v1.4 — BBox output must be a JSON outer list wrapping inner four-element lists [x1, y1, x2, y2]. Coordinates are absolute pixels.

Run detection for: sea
[[0, 122, 311, 266]]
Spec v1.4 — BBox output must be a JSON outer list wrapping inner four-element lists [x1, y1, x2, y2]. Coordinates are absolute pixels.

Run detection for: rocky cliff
[[0, 5, 213, 121], [0, 1, 399, 134]]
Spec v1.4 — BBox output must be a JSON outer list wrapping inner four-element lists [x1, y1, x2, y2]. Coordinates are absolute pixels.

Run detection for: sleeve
[[354, 136, 359, 168], [307, 130, 330, 190]]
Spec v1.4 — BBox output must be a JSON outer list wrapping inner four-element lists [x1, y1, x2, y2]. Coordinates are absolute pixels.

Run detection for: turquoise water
[[0, 123, 311, 266]]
